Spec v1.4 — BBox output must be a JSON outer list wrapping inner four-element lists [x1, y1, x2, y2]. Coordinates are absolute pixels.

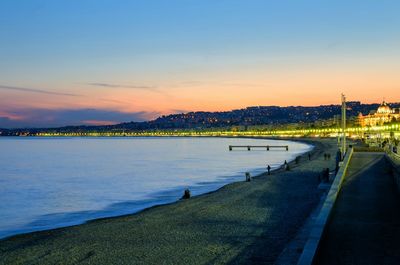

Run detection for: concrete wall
[[297, 148, 354, 265], [386, 151, 400, 193]]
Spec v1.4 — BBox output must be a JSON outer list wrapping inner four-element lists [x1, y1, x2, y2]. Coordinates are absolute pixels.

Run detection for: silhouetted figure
[[267, 165, 271, 175], [324, 168, 330, 182], [284, 160, 290, 171], [182, 189, 191, 199], [319, 168, 330, 183], [245, 172, 251, 182], [308, 153, 311, 161], [335, 150, 341, 174]]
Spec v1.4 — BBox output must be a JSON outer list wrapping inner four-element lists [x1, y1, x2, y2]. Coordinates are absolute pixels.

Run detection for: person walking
[[267, 165, 271, 175]]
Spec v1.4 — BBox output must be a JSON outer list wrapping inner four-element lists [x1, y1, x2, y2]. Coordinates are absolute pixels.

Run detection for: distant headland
[[1, 101, 399, 137]]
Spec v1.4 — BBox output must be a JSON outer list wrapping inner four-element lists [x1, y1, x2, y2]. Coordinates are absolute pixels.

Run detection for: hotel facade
[[358, 101, 400, 127]]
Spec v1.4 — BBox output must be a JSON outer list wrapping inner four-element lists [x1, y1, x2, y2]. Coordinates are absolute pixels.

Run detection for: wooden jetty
[[229, 145, 289, 151]]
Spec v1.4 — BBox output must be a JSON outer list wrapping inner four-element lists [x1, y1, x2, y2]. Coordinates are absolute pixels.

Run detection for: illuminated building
[[358, 101, 400, 127]]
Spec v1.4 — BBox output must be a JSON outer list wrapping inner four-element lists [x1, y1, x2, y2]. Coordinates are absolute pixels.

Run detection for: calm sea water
[[0, 137, 312, 238]]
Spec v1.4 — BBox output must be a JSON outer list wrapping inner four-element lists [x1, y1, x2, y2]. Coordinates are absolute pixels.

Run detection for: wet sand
[[0, 138, 338, 265]]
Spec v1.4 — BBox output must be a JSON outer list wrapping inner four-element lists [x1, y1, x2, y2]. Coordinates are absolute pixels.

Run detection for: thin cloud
[[222, 82, 267, 88], [179, 81, 204, 86], [0, 108, 159, 128], [178, 81, 267, 88], [86, 82, 171, 97], [170, 109, 191, 114], [87, 82, 159, 92], [99, 98, 132, 104], [0, 85, 80, 97]]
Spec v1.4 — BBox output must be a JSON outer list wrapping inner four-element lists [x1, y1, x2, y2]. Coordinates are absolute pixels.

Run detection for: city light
[[32, 123, 400, 138]]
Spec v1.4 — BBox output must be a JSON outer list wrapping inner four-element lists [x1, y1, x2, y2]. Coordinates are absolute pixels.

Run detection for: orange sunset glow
[[1, 1, 400, 127]]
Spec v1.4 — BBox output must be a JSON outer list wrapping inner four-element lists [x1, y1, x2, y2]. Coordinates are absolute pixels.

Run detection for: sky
[[1, 0, 400, 128]]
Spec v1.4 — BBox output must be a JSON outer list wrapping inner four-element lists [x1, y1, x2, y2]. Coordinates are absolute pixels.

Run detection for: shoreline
[[0, 136, 313, 240], [0, 137, 335, 265]]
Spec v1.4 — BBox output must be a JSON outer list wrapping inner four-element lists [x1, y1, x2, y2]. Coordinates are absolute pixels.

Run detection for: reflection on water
[[0, 137, 312, 238]]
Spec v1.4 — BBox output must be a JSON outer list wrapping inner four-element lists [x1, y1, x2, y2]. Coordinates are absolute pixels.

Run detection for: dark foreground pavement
[[315, 152, 400, 265]]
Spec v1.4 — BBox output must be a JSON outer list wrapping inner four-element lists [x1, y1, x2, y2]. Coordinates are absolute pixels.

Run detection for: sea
[[0, 137, 312, 239]]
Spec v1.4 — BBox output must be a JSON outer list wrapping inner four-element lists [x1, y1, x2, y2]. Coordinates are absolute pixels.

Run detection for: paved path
[[315, 152, 400, 265]]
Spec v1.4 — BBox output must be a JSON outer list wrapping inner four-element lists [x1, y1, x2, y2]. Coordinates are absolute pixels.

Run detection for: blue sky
[[1, 0, 400, 127]]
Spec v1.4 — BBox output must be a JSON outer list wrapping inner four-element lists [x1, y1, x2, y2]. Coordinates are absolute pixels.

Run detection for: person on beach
[[182, 189, 191, 199], [308, 153, 311, 160], [267, 165, 271, 175], [245, 172, 251, 182], [284, 160, 290, 171]]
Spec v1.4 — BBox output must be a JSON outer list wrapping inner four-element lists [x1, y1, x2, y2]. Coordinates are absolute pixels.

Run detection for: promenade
[[315, 152, 400, 264]]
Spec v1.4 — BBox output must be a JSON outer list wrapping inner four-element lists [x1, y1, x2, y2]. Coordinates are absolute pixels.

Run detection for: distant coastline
[[2, 101, 399, 131]]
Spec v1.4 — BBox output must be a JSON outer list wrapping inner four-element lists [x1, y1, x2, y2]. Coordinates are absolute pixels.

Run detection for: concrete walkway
[[315, 152, 400, 265]]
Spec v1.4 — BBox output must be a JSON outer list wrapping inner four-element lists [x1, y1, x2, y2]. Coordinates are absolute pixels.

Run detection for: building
[[358, 101, 400, 127]]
